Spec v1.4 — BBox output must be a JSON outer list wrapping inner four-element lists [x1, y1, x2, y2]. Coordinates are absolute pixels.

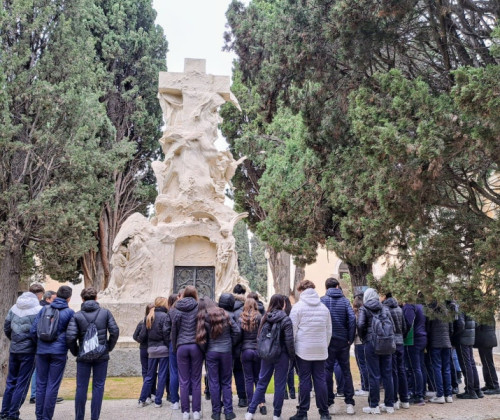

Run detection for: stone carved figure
[[102, 58, 249, 308]]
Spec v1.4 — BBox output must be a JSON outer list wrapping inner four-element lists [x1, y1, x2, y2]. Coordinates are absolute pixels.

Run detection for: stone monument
[[99, 58, 248, 339]]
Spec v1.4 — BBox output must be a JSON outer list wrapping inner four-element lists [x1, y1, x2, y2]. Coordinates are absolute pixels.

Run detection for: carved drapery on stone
[[100, 59, 248, 304]]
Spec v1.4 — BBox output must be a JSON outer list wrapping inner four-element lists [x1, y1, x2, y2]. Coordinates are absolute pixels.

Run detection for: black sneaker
[[284, 391, 289, 399], [259, 405, 267, 415], [476, 390, 485, 398], [335, 392, 344, 397], [289, 413, 308, 420], [205, 392, 211, 401], [29, 398, 35, 404], [225, 412, 236, 420], [452, 387, 459, 394], [484, 387, 500, 395], [211, 414, 221, 420], [238, 398, 248, 408], [289, 388, 296, 399], [320, 416, 331, 420], [56, 397, 64, 404], [456, 391, 478, 399]]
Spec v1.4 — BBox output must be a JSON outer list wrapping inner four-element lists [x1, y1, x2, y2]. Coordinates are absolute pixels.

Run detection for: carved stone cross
[[158, 58, 240, 127]]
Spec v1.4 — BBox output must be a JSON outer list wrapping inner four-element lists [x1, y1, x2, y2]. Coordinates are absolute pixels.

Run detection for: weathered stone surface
[[99, 59, 248, 342]]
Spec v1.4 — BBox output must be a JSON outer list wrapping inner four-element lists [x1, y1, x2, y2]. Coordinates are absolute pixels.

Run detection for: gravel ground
[[11, 391, 500, 420]]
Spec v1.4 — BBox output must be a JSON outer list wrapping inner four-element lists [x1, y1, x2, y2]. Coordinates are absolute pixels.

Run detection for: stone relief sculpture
[[101, 59, 249, 307]]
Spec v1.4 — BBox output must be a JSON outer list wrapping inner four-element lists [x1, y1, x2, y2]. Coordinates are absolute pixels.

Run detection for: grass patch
[[59, 357, 361, 400]]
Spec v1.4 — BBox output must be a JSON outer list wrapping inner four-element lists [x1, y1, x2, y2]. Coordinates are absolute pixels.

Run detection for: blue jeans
[[206, 351, 233, 415], [430, 348, 452, 397], [248, 350, 289, 417], [139, 356, 169, 404], [364, 341, 394, 408], [1, 353, 36, 420], [75, 360, 108, 420], [405, 345, 425, 400], [169, 343, 179, 403], [35, 353, 67, 420], [355, 344, 369, 391], [325, 340, 354, 405], [296, 357, 329, 416], [392, 344, 409, 403]]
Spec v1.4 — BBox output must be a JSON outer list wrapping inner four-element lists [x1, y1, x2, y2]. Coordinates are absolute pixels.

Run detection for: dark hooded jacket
[[133, 320, 147, 350], [451, 312, 475, 347], [357, 296, 394, 344], [259, 309, 295, 360], [66, 300, 120, 362], [205, 310, 241, 353], [233, 295, 245, 321], [383, 297, 407, 346], [257, 301, 265, 316], [4, 292, 41, 354], [218, 294, 236, 320], [426, 303, 453, 349], [239, 313, 262, 352], [320, 287, 356, 345], [31, 297, 75, 355], [171, 297, 199, 351], [402, 303, 427, 348], [136, 306, 170, 358]]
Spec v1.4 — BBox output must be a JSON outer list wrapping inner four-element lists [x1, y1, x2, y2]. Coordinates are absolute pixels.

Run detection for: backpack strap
[[81, 308, 101, 325]]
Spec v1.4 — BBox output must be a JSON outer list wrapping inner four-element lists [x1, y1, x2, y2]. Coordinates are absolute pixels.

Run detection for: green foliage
[[0, 0, 132, 281]]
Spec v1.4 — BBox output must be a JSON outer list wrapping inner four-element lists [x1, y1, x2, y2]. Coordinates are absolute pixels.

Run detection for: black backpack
[[371, 306, 396, 355], [78, 309, 107, 361], [257, 320, 282, 362], [37, 306, 60, 342]]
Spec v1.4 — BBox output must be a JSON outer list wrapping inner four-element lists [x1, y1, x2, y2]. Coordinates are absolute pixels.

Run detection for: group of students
[[134, 278, 499, 420], [2, 284, 119, 420]]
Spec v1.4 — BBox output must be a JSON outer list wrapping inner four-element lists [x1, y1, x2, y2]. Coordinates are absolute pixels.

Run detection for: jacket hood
[[11, 292, 41, 317], [300, 288, 321, 306], [176, 297, 198, 312], [218, 293, 235, 311], [233, 294, 245, 310], [383, 297, 399, 309], [364, 288, 382, 311], [50, 297, 69, 310], [266, 309, 287, 324], [81, 300, 100, 312], [326, 288, 344, 299]]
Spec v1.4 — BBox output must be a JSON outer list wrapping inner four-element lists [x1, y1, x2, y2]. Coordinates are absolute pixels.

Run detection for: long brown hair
[[167, 294, 177, 309], [196, 297, 216, 346], [146, 297, 168, 329], [207, 306, 229, 340], [240, 298, 259, 332], [259, 294, 285, 335]]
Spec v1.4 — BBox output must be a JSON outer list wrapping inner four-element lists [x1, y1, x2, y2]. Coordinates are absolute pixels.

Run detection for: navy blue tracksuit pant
[[35, 353, 67, 420], [75, 360, 108, 420], [296, 356, 329, 417], [364, 342, 394, 408]]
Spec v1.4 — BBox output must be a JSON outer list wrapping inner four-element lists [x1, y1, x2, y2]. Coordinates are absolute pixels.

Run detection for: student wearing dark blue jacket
[[320, 278, 356, 415], [31, 286, 75, 420]]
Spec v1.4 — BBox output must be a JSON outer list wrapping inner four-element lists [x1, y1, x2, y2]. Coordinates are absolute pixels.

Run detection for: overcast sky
[[152, 0, 240, 77]]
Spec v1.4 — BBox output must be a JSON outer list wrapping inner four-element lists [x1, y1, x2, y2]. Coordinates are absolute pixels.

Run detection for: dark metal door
[[173, 266, 215, 299]]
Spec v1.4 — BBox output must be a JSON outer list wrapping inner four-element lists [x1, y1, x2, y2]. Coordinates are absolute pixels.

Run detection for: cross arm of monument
[[158, 58, 241, 110]]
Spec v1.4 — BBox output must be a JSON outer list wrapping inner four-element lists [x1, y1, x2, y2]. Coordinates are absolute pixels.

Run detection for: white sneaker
[[355, 389, 369, 396], [346, 404, 355, 415], [171, 402, 180, 410], [151, 394, 156, 400], [329, 404, 335, 414], [245, 413, 253, 420], [145, 397, 152, 405], [445, 396, 453, 403], [273, 417, 282, 420], [386, 407, 394, 414], [393, 401, 400, 410], [362, 406, 381, 414], [137, 400, 146, 408], [400, 402, 410, 409], [183, 412, 190, 420], [429, 396, 445, 404], [154, 403, 162, 408], [193, 411, 201, 420], [426, 391, 436, 398]]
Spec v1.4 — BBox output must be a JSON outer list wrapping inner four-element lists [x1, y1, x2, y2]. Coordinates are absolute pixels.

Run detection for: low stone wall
[[64, 338, 142, 378]]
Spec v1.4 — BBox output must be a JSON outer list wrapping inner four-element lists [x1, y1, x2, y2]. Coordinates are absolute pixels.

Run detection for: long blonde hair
[[240, 298, 259, 332], [146, 296, 168, 329]]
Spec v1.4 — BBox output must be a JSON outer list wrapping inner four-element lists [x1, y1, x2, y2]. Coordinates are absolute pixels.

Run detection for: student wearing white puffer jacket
[[289, 280, 332, 420]]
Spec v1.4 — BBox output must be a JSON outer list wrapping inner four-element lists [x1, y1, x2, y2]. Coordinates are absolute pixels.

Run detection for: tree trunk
[[267, 246, 291, 296], [0, 241, 23, 395], [292, 264, 305, 301], [346, 261, 372, 296]]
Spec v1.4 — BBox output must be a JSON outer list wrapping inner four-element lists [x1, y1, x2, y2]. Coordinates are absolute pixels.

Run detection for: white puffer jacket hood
[[290, 288, 332, 360], [11, 292, 41, 318]]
